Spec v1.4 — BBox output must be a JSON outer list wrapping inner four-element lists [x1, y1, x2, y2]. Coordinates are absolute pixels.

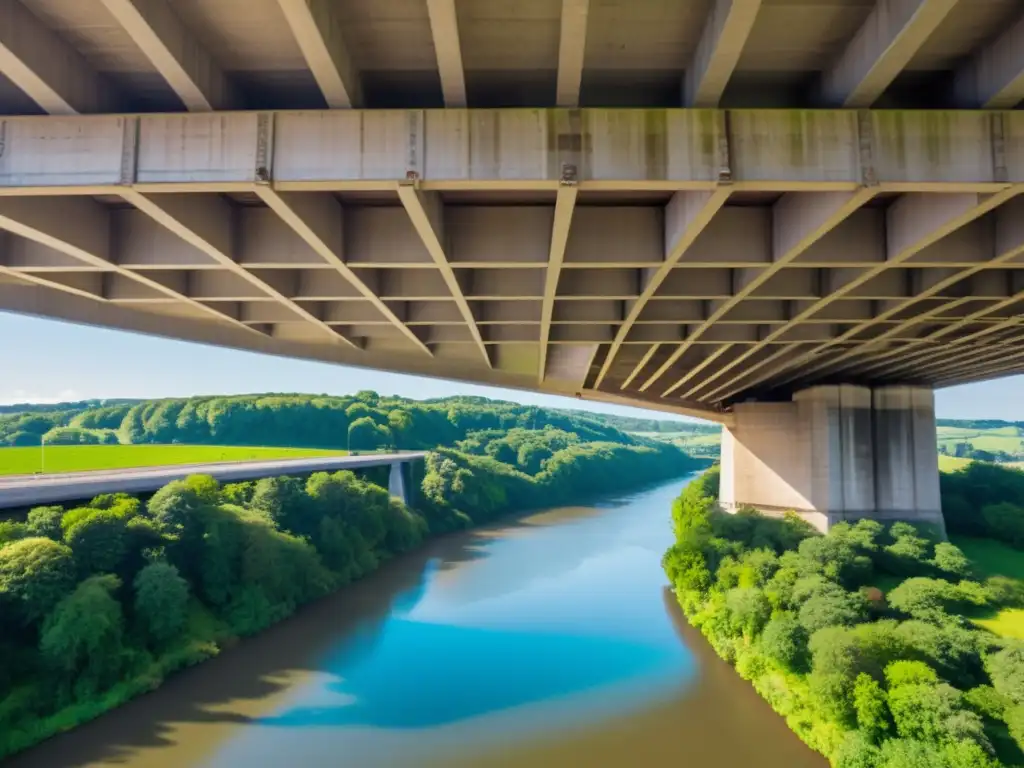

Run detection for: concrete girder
[[253, 188, 433, 356], [724, 194, 1024, 394], [696, 189, 1018, 403], [652, 189, 874, 396], [120, 191, 356, 347], [821, 0, 957, 108], [954, 10, 1024, 108], [556, 0, 589, 107], [685, 0, 762, 107], [856, 315, 1024, 380], [425, 0, 467, 107], [0, 109, 1016, 193], [98, 0, 237, 112], [276, 0, 362, 109], [594, 188, 730, 390], [0, 1, 118, 114], [0, 196, 261, 335], [397, 186, 489, 366], [539, 184, 577, 382]]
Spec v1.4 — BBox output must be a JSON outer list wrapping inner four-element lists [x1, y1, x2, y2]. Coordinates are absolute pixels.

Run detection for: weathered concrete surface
[[0, 452, 426, 509], [719, 385, 944, 532]]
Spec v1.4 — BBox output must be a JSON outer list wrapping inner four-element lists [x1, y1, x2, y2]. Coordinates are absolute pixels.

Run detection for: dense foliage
[[663, 467, 1024, 768], [0, 402, 700, 759], [941, 463, 1024, 547], [0, 392, 689, 450]]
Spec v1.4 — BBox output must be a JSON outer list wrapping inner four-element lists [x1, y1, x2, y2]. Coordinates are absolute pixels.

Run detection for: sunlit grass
[[0, 444, 347, 476], [974, 609, 1024, 640]]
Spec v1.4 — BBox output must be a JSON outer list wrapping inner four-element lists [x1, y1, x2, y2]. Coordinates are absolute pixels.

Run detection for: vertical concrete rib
[[0, 1, 116, 114], [593, 189, 729, 390], [953, 11, 1024, 108], [99, 0, 237, 111], [654, 189, 872, 396], [256, 188, 432, 356], [539, 184, 578, 382], [821, 0, 957, 107], [684, 0, 762, 107], [276, 0, 362, 108], [396, 186, 488, 365], [425, 0, 467, 107], [556, 0, 590, 107]]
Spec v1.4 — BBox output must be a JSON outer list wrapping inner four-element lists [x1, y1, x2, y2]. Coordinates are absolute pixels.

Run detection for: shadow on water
[[3, 514, 543, 768]]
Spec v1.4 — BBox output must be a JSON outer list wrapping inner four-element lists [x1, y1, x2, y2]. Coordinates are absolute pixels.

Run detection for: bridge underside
[[0, 107, 1023, 423]]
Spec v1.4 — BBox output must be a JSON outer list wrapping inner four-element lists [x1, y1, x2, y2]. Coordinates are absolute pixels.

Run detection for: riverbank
[[6, 476, 825, 768], [0, 441, 701, 761]]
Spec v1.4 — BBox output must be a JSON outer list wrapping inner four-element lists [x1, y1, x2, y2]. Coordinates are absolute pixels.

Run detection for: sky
[[1, 311, 1021, 422]]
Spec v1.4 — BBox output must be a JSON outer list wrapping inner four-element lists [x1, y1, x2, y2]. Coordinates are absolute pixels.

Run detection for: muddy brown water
[[7, 476, 825, 768]]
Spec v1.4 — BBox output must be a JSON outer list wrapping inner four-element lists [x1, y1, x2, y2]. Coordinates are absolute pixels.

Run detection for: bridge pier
[[719, 385, 943, 534], [388, 461, 409, 506]]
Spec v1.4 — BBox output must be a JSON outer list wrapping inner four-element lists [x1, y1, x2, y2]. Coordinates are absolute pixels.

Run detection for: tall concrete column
[[388, 461, 409, 506], [720, 384, 943, 532]]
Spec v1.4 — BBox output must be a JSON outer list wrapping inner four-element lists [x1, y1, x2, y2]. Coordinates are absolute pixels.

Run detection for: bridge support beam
[[388, 461, 410, 506], [719, 385, 943, 533]]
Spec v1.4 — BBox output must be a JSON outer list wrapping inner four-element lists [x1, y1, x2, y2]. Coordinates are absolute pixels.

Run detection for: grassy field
[[0, 445, 347, 476], [938, 455, 974, 471], [936, 424, 1024, 457], [953, 536, 1024, 639]]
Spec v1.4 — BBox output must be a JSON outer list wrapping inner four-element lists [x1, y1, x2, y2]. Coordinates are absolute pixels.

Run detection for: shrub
[[761, 614, 810, 673]]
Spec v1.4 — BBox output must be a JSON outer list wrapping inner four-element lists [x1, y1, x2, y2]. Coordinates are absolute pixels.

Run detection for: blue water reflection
[[258, 619, 691, 729]]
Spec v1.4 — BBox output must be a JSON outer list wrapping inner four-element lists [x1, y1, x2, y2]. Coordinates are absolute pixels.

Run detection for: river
[[7, 475, 826, 768]]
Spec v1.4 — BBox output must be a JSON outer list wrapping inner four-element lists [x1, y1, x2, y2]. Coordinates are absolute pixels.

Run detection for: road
[[0, 452, 427, 509]]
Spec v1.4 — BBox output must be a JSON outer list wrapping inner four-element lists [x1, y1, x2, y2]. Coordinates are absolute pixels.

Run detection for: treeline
[[938, 420, 1024, 431], [663, 468, 1024, 768], [0, 392, 665, 451], [0, 426, 699, 758], [942, 463, 1024, 548]]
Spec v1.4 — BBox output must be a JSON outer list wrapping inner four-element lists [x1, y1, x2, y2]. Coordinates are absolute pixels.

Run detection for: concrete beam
[[99, 0, 237, 111], [539, 184, 577, 381], [701, 189, 1017, 402], [0, 196, 260, 334], [396, 186, 487, 364], [652, 190, 872, 396], [684, 0, 762, 107], [0, 109, 1015, 193], [425, 0, 467, 107], [594, 189, 730, 389], [556, 0, 590, 107], [120, 191, 355, 346], [953, 11, 1024, 108], [821, 0, 957, 108], [276, 0, 362, 108], [0, 1, 116, 114], [254, 188, 432, 356]]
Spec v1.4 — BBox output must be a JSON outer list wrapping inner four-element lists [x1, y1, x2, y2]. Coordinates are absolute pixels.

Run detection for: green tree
[[250, 475, 311, 536], [853, 672, 890, 742], [25, 506, 64, 540], [981, 502, 1024, 548], [760, 614, 809, 673], [798, 586, 869, 633], [40, 574, 125, 698], [725, 587, 771, 637], [133, 562, 189, 647], [64, 509, 128, 576], [931, 542, 971, 579], [985, 643, 1024, 705], [0, 537, 76, 627]]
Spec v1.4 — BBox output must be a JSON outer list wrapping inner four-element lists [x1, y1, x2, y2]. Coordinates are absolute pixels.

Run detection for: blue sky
[[1, 311, 1020, 422]]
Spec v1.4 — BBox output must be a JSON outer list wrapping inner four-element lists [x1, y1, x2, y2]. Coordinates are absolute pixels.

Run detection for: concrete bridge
[[0, 453, 426, 509], [0, 0, 1021, 530]]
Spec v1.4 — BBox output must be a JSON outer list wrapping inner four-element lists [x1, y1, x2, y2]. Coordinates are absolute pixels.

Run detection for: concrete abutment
[[719, 385, 944, 534]]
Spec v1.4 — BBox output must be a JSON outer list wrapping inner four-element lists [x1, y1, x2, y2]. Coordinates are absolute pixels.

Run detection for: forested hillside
[[0, 393, 703, 758], [0, 393, 688, 451]]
